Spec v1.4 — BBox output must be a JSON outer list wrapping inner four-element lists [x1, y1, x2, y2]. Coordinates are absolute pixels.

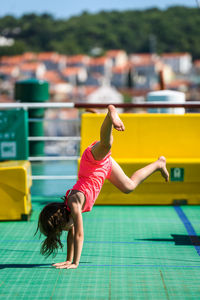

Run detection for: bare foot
[[158, 156, 169, 182], [108, 105, 125, 131]]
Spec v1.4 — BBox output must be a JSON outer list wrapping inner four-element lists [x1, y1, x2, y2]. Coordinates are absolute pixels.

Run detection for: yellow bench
[[80, 113, 200, 205], [0, 160, 32, 220]]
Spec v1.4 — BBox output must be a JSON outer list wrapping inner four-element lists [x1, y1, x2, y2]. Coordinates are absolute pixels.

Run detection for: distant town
[[0, 50, 200, 106], [0, 50, 200, 156]]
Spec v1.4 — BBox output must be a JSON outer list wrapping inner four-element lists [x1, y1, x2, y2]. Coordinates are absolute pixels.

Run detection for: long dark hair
[[35, 201, 70, 258]]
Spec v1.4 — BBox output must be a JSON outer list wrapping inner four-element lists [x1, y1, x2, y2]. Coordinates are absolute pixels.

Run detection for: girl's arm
[[52, 226, 75, 268], [55, 200, 84, 269], [68, 201, 84, 269], [66, 226, 75, 262]]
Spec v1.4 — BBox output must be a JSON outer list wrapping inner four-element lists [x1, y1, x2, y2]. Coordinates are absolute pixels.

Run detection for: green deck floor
[[1, 199, 200, 299]]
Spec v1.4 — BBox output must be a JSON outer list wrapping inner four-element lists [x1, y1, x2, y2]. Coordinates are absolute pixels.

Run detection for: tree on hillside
[[0, 7, 200, 59]]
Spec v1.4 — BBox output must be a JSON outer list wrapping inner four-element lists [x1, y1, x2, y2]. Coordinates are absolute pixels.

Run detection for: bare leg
[[90, 105, 169, 189], [109, 156, 169, 194], [91, 105, 125, 161]]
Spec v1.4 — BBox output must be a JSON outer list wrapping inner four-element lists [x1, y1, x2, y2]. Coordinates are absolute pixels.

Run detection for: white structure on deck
[[147, 90, 186, 114], [87, 84, 123, 104]]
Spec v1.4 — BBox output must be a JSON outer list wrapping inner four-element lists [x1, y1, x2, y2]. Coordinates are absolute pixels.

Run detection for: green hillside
[[0, 6, 200, 59]]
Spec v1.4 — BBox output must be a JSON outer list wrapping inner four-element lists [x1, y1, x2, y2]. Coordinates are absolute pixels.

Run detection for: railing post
[[15, 79, 49, 157]]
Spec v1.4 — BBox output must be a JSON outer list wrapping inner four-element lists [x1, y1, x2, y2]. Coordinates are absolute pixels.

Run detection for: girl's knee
[[122, 181, 136, 194], [123, 188, 133, 194]]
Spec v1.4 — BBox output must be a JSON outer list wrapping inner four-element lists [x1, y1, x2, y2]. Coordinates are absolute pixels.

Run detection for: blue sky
[[0, 0, 198, 19]]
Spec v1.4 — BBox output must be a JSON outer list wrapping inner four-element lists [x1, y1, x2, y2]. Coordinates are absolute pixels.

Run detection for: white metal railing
[[1, 101, 200, 181], [28, 136, 80, 142], [31, 175, 78, 180], [1, 101, 200, 109], [0, 102, 75, 109], [0, 102, 81, 180], [29, 156, 79, 161]]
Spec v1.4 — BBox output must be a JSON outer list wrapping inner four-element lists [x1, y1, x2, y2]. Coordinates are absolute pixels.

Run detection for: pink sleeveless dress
[[65, 141, 112, 213]]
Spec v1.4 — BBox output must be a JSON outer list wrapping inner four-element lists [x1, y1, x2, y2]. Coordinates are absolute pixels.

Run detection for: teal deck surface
[[1, 202, 200, 299], [1, 161, 200, 299]]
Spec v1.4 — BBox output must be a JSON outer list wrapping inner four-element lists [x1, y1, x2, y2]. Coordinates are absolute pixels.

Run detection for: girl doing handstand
[[37, 105, 169, 269]]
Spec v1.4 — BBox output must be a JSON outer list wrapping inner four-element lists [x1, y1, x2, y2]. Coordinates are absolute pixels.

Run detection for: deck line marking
[[79, 264, 200, 268], [174, 206, 200, 256], [159, 270, 170, 300]]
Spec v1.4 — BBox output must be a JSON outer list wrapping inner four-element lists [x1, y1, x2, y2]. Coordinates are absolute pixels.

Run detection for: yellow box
[[80, 113, 200, 205], [0, 160, 32, 220]]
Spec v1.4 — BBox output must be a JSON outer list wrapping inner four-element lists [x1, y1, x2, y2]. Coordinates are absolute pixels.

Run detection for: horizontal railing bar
[[28, 118, 80, 122], [32, 175, 78, 180], [1, 101, 200, 109], [28, 136, 81, 141], [0, 102, 75, 109], [29, 156, 79, 161], [74, 102, 200, 109]]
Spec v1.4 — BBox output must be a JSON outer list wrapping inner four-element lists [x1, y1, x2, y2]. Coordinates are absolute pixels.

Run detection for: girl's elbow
[[75, 232, 84, 240]]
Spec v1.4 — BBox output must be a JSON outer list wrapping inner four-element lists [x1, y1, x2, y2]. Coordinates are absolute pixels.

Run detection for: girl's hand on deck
[[54, 262, 78, 269], [52, 261, 71, 268], [64, 263, 78, 269]]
